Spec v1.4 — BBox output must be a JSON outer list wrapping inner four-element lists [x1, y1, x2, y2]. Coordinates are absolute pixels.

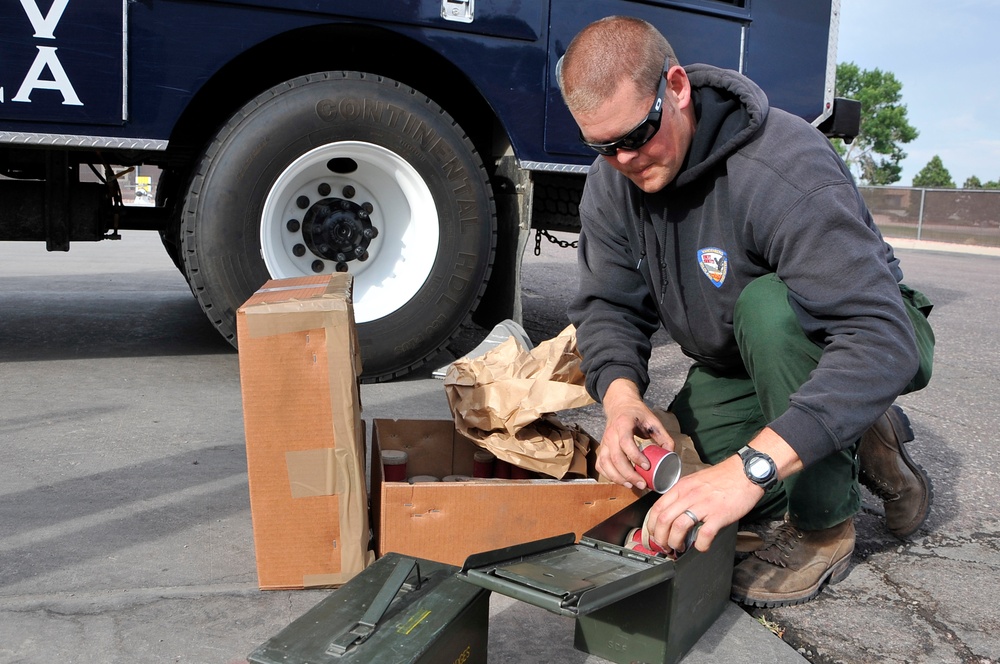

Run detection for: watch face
[[748, 456, 772, 480]]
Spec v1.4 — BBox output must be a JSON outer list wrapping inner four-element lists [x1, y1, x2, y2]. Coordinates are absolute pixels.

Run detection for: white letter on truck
[[13, 46, 83, 106], [20, 0, 71, 40]]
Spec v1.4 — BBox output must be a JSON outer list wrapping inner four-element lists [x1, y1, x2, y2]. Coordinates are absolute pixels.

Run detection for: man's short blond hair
[[558, 16, 679, 116]]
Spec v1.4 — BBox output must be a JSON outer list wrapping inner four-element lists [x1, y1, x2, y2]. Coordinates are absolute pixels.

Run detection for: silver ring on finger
[[683, 509, 699, 524]]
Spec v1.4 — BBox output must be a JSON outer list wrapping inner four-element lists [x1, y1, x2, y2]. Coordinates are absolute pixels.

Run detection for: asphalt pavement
[[0, 232, 997, 664]]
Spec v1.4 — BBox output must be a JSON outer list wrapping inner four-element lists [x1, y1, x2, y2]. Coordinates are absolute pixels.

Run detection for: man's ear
[[666, 66, 692, 109]]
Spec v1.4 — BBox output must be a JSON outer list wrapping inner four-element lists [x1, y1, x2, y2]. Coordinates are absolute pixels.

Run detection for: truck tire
[[180, 72, 496, 381]]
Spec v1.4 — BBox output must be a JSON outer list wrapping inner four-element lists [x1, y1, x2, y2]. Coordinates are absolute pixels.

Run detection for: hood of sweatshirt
[[671, 64, 770, 189]]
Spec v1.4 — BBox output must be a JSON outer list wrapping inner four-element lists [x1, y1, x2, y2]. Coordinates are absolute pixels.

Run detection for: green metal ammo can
[[249, 553, 489, 664]]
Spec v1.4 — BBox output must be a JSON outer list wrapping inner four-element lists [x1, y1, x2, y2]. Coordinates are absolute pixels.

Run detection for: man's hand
[[643, 427, 805, 552], [644, 455, 763, 553], [596, 378, 675, 490]]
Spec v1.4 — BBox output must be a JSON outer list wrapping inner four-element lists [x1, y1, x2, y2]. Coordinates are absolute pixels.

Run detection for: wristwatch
[[737, 446, 778, 490]]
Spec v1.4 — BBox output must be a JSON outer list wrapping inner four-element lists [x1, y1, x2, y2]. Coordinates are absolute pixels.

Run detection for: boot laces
[[860, 469, 901, 502], [756, 523, 803, 566]]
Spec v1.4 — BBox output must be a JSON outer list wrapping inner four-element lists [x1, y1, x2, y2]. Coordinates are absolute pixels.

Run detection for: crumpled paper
[[443, 325, 595, 478]]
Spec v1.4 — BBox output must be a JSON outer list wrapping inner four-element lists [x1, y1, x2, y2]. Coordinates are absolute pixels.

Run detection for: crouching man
[[559, 16, 935, 606]]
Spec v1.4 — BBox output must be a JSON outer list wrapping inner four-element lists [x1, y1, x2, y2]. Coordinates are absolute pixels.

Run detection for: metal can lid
[[473, 450, 496, 463], [443, 474, 472, 482], [408, 475, 440, 483], [381, 450, 409, 465]]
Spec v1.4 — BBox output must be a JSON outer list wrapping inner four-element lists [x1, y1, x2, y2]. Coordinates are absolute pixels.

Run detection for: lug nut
[[311, 260, 325, 273], [293, 244, 306, 257], [362, 202, 374, 214], [343, 185, 356, 199], [357, 250, 369, 262], [286, 219, 300, 232], [296, 196, 310, 209], [364, 227, 379, 239], [318, 183, 331, 196], [335, 252, 347, 263], [336, 262, 349, 273]]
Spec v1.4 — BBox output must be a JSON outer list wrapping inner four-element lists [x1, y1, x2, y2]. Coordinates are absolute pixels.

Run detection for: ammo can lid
[[458, 532, 673, 618]]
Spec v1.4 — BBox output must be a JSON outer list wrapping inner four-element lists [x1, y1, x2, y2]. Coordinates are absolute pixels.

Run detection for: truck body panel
[[2, 1, 834, 161], [0, 0, 853, 380]]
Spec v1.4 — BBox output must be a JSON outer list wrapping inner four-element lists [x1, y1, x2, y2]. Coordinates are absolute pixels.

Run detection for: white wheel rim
[[260, 141, 439, 323]]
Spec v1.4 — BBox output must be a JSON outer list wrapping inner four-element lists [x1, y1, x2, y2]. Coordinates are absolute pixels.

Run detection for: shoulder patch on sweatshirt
[[697, 247, 728, 288]]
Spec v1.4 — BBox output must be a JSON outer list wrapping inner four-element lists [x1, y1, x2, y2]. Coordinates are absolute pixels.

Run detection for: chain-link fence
[[860, 186, 1000, 248]]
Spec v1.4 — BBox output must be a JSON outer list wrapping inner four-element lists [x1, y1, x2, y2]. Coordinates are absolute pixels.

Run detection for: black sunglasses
[[579, 58, 670, 156]]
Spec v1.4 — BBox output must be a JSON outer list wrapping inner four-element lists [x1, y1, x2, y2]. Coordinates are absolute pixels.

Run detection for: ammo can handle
[[326, 557, 422, 656]]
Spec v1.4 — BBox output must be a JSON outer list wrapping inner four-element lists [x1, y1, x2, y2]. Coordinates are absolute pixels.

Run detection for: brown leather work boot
[[859, 405, 932, 539], [730, 518, 855, 608]]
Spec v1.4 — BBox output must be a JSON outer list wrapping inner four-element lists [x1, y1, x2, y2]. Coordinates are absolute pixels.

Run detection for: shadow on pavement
[[0, 272, 234, 362]]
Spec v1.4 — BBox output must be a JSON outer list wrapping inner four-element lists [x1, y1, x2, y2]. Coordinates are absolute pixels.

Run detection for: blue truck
[[0, 0, 857, 380]]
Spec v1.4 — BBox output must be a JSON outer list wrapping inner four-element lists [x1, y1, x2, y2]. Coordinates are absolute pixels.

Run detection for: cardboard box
[[371, 418, 643, 566], [237, 274, 372, 590]]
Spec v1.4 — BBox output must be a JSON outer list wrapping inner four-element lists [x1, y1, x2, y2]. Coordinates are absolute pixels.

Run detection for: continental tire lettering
[[403, 115, 438, 150], [457, 198, 479, 231], [440, 155, 464, 182], [317, 98, 405, 129], [316, 98, 336, 121], [363, 99, 403, 129], [452, 178, 474, 197], [383, 103, 405, 129], [363, 98, 384, 123], [339, 97, 361, 121], [428, 136, 453, 167]]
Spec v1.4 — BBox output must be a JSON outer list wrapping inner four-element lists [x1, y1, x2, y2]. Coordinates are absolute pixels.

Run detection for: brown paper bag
[[444, 325, 595, 478]]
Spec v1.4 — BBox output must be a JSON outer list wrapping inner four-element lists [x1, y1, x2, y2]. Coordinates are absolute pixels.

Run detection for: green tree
[[964, 176, 1000, 190], [831, 62, 919, 185], [912, 155, 954, 188]]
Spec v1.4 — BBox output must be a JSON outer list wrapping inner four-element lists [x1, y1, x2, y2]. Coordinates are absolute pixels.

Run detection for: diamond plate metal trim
[[520, 161, 590, 175], [0, 132, 168, 151]]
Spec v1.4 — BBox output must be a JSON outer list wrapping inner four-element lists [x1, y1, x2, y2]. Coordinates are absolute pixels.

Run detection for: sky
[[836, 1, 1000, 186]]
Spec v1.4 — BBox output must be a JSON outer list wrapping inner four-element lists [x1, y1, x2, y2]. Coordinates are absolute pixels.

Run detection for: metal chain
[[533, 229, 579, 256]]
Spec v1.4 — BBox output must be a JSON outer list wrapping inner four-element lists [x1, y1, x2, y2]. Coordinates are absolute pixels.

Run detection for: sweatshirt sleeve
[[761, 173, 920, 467], [568, 170, 661, 403]]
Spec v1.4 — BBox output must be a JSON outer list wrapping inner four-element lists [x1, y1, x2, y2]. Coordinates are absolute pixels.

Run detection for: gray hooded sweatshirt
[[569, 64, 919, 467]]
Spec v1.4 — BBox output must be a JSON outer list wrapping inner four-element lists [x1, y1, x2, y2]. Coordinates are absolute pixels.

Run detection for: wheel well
[[167, 24, 505, 177]]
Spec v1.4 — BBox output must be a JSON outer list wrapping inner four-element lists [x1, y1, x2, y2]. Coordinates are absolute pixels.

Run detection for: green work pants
[[669, 274, 934, 530]]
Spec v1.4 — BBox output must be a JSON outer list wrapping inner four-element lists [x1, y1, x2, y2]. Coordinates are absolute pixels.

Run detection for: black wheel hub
[[301, 197, 378, 271]]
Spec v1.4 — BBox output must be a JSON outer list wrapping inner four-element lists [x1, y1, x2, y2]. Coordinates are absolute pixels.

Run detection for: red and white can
[[381, 449, 408, 482], [635, 444, 681, 493], [408, 475, 440, 483], [472, 450, 496, 478], [493, 459, 512, 479]]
